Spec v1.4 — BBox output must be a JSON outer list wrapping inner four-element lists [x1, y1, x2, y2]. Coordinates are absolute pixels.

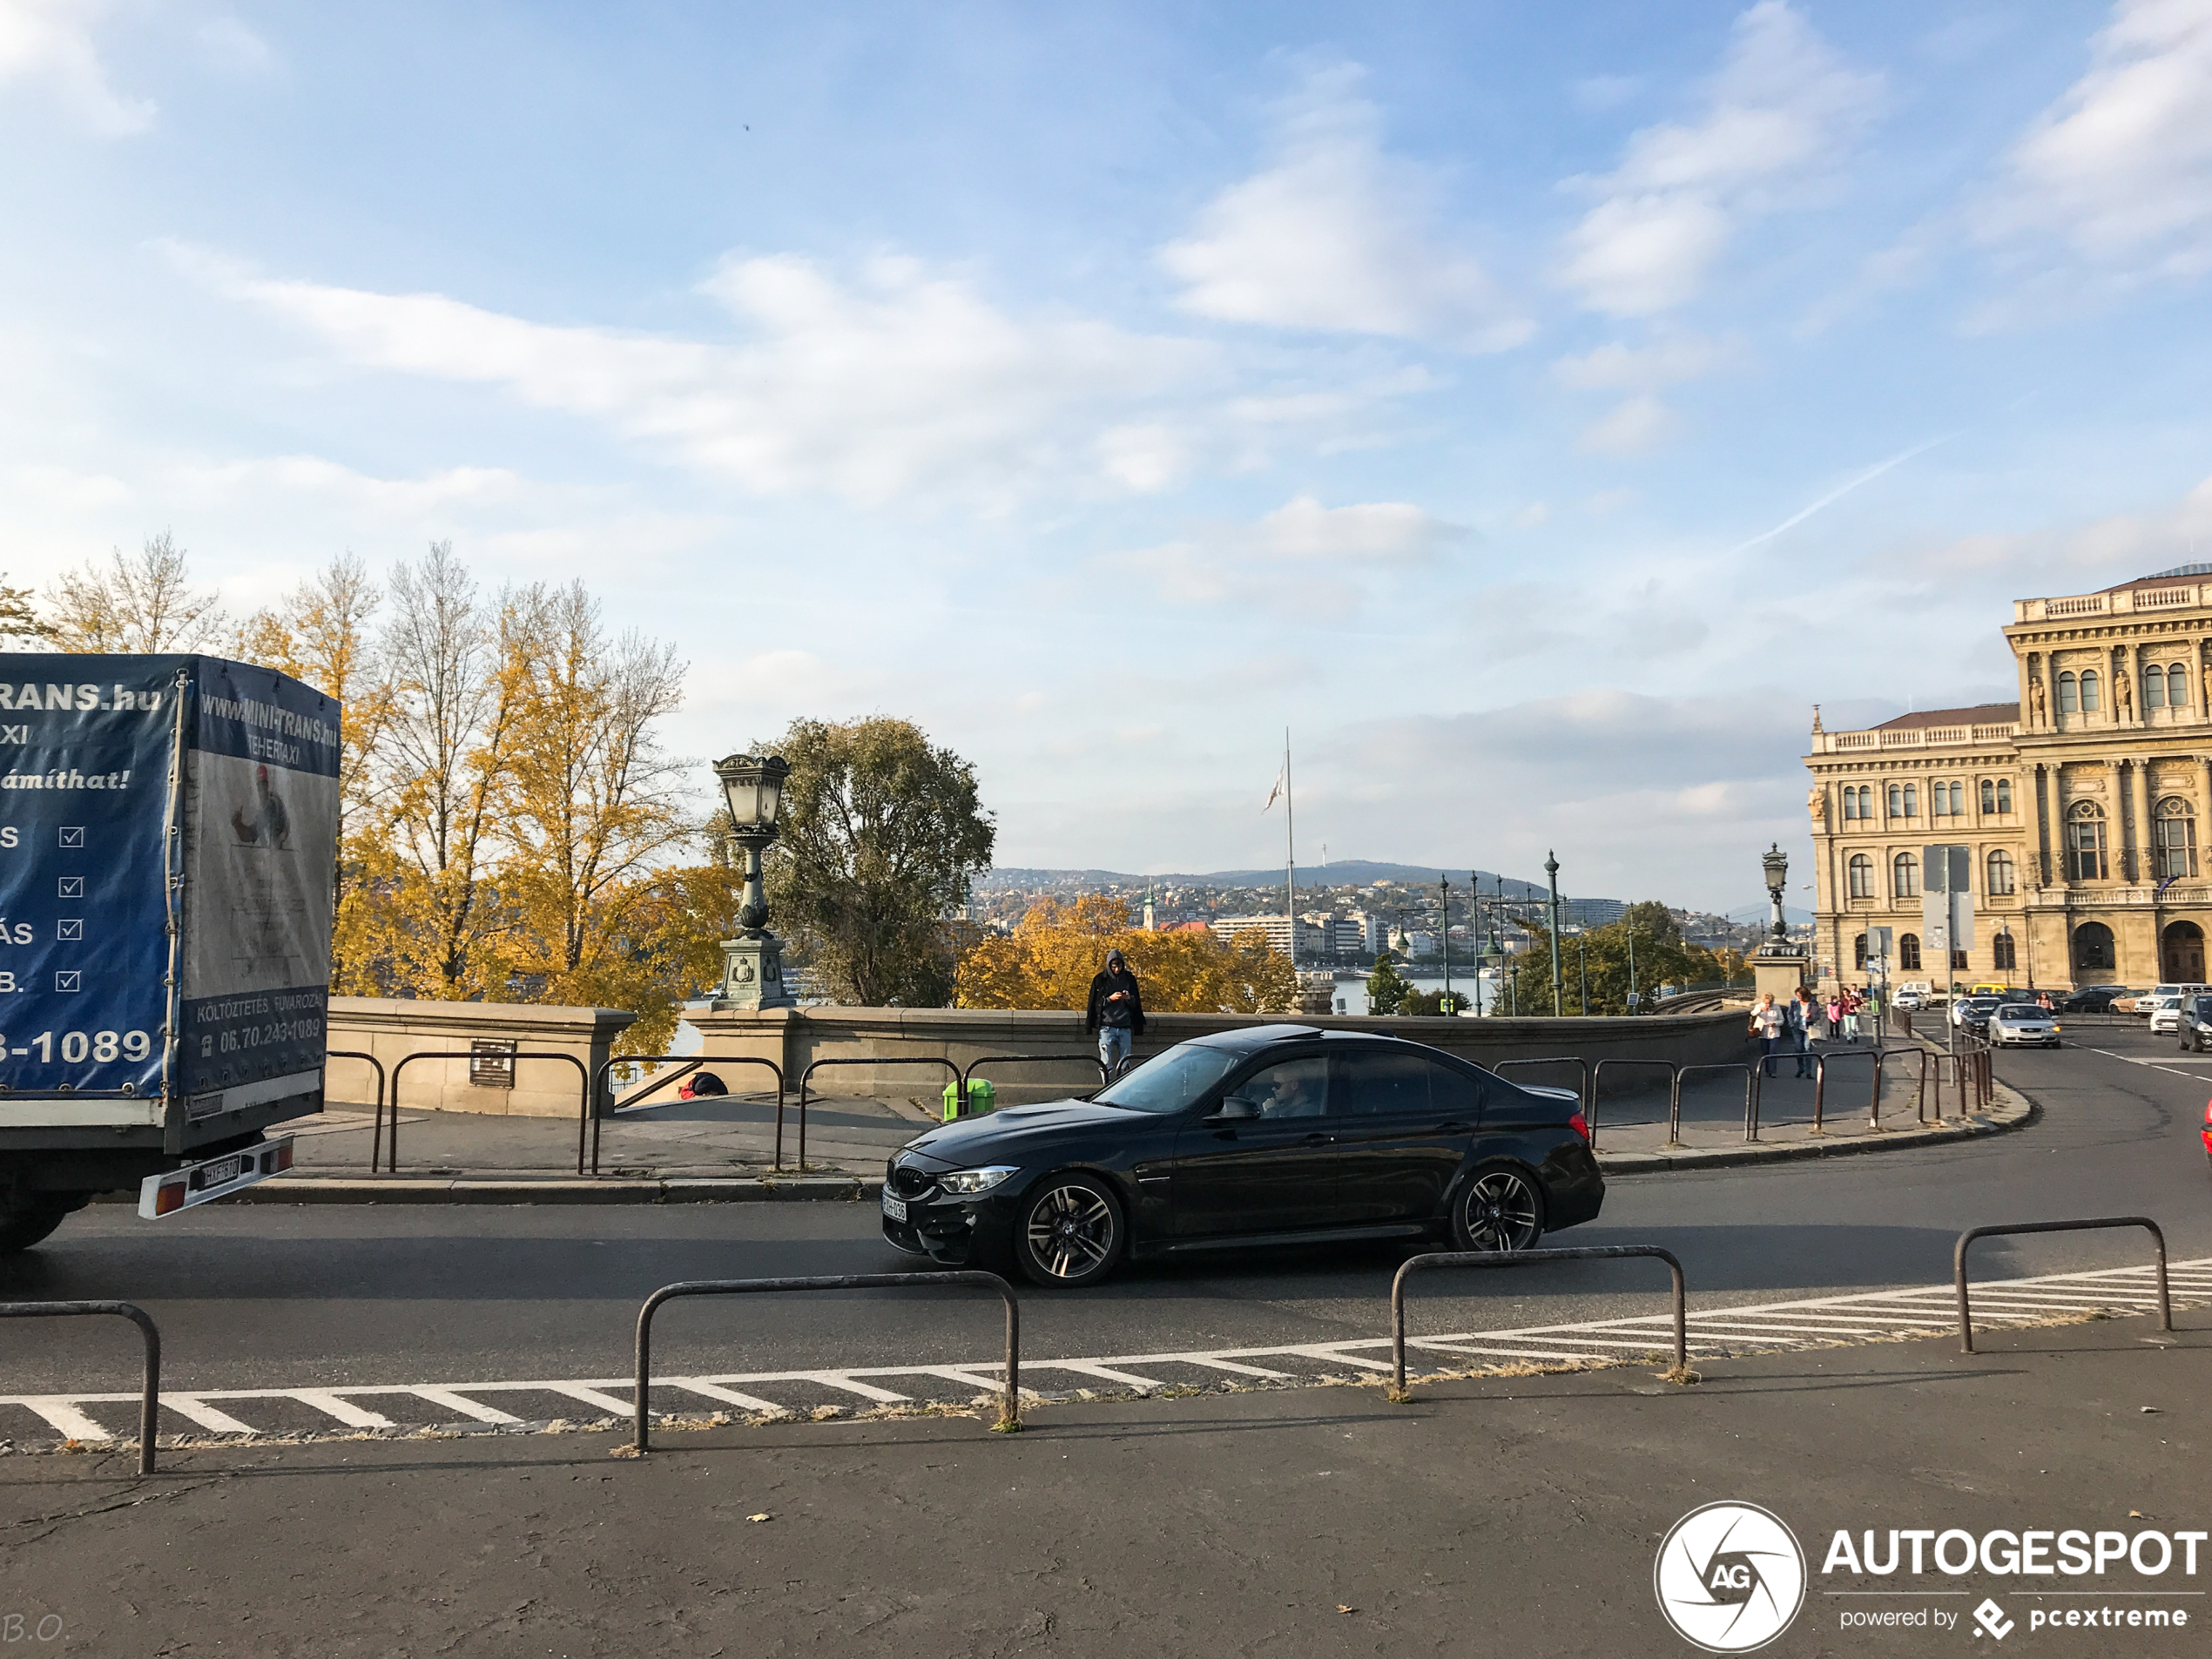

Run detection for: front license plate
[[881, 1191, 907, 1223]]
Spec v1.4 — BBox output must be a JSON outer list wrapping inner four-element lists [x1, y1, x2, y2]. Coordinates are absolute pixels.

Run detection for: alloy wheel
[[1460, 1169, 1542, 1253], [1022, 1181, 1118, 1284]]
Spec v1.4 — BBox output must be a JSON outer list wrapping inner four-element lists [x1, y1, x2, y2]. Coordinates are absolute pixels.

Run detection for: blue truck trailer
[[0, 653, 339, 1249]]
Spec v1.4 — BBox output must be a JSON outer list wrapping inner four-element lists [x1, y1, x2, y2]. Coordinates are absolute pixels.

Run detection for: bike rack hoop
[[792, 1056, 964, 1171], [1954, 1217, 2170, 1353], [588, 1054, 786, 1176], [0, 1301, 160, 1474], [632, 1271, 1020, 1453], [1672, 1062, 1759, 1145], [384, 1050, 591, 1176], [955, 1055, 1111, 1118], [1587, 1058, 1679, 1150], [1390, 1245, 1687, 1394], [327, 1049, 388, 1166]]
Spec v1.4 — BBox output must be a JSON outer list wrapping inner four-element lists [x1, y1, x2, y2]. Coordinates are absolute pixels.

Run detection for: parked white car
[[2147, 993, 2188, 1035]]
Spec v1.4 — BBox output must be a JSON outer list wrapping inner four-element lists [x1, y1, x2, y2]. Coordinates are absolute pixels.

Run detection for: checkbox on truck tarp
[[57, 921, 81, 940], [54, 971, 79, 992], [57, 877, 82, 897], [58, 826, 84, 847]]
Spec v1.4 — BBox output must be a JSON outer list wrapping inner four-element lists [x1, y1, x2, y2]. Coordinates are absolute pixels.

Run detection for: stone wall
[[684, 1004, 1756, 1108], [327, 997, 637, 1118]]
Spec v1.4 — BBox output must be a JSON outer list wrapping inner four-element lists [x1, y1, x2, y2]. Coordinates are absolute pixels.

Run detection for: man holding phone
[[1085, 948, 1147, 1078]]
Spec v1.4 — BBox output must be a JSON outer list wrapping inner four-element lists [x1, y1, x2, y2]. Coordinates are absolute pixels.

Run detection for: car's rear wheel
[[1451, 1165, 1545, 1254], [1013, 1174, 1123, 1288]]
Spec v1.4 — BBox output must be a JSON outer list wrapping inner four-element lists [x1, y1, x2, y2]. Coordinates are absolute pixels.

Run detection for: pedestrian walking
[[1791, 986, 1817, 1079], [1842, 988, 1862, 1043], [1750, 993, 1787, 1077], [1825, 990, 1844, 1045], [1085, 948, 1146, 1078]]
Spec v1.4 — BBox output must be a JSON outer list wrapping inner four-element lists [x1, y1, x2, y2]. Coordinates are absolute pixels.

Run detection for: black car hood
[[897, 1098, 1142, 1167]]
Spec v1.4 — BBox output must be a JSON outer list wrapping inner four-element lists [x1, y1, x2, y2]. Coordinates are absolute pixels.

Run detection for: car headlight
[[937, 1165, 1020, 1195]]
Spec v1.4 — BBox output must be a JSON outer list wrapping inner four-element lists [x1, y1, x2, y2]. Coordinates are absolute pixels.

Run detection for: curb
[[219, 1175, 882, 1204], [1597, 1076, 2035, 1175]]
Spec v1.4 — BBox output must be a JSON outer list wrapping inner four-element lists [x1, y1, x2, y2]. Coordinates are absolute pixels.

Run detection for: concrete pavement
[[3, 1310, 2202, 1657]]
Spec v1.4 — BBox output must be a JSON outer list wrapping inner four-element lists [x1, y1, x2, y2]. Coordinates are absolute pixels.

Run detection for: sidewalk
[[5, 1311, 2201, 1657]]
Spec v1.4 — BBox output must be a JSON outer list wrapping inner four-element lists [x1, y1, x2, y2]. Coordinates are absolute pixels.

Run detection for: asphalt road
[[1, 1025, 2206, 1396]]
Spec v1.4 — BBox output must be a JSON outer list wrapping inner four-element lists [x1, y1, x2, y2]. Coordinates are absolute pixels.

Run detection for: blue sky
[[4, 1, 2211, 912]]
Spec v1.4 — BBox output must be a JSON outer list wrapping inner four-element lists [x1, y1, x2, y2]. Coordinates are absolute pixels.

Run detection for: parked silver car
[[1988, 1002, 2060, 1049]]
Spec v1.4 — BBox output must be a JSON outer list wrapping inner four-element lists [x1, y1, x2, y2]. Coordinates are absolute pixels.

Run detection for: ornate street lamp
[[711, 752, 797, 1010], [1761, 842, 1791, 944]]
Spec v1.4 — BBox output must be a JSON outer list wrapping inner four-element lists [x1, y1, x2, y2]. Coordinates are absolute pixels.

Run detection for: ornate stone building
[[1804, 565, 2212, 993]]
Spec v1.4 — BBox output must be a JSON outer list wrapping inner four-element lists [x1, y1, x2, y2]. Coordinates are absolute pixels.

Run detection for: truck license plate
[[198, 1154, 245, 1189], [881, 1191, 907, 1222]]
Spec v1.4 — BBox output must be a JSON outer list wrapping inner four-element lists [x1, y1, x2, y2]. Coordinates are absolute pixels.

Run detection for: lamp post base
[[711, 932, 798, 1011]]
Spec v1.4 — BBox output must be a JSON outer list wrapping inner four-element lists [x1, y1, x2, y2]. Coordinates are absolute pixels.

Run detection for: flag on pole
[[1264, 765, 1285, 811]]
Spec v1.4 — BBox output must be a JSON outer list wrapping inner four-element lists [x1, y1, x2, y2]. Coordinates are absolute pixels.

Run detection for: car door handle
[[1302, 1133, 1335, 1145], [1433, 1122, 1468, 1132]]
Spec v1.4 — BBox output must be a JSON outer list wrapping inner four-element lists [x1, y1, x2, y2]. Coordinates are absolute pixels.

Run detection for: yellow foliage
[[955, 896, 1297, 1015]]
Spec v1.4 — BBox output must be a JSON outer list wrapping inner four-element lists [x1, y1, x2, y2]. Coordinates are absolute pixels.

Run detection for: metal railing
[[1588, 1058, 1679, 1150], [1954, 1217, 2170, 1353], [327, 1050, 387, 1165], [588, 1055, 788, 1175], [381, 1051, 592, 1176], [1671, 1063, 1760, 1144], [1389, 1245, 1687, 1395], [954, 1054, 1109, 1119], [1809, 1048, 1886, 1134], [792, 1057, 963, 1172], [631, 1271, 1021, 1453], [0, 1301, 159, 1474]]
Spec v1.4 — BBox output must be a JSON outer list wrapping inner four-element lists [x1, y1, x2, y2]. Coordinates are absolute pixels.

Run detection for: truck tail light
[[151, 1178, 188, 1217]]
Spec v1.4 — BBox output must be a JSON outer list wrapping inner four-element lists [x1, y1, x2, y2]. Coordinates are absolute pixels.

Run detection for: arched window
[[1862, 786, 1875, 817], [1899, 933, 1922, 971], [2067, 801, 2107, 880], [1993, 932, 2017, 972], [2170, 664, 2189, 710], [1903, 783, 1919, 817], [1887, 783, 1902, 818], [2155, 795, 2197, 880], [1980, 779, 1996, 814], [1997, 779, 2013, 813], [1853, 934, 1868, 968], [2074, 921, 2115, 972], [1930, 780, 1948, 818], [2080, 670, 2101, 711], [1987, 849, 2015, 894], [1892, 852, 1919, 898], [1949, 781, 1964, 816], [2145, 664, 2167, 708], [1848, 853, 1874, 898], [2058, 671, 2079, 714]]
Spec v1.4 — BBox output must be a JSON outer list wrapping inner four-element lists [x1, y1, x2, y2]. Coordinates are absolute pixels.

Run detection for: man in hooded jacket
[[1085, 948, 1146, 1077]]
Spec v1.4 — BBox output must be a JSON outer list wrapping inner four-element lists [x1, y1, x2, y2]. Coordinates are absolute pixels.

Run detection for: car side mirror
[[1212, 1096, 1261, 1122]]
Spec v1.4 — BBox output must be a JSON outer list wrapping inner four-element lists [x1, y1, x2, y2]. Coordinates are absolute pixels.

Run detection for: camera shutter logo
[[1654, 1501, 1806, 1652]]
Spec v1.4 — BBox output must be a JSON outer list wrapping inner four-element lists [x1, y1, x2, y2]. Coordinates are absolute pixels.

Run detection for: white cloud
[[0, 0, 152, 133], [1974, 0, 2212, 282], [1577, 393, 1680, 455], [1159, 63, 1532, 351], [189, 246, 1218, 508], [1552, 330, 1735, 392], [1113, 493, 1466, 609], [1558, 2, 1881, 316]]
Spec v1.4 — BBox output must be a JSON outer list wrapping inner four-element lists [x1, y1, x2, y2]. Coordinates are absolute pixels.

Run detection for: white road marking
[[5, 1258, 2205, 1442]]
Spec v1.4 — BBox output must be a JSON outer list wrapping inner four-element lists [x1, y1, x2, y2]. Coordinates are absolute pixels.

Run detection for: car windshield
[[1091, 1042, 1244, 1113], [1997, 1005, 2042, 1018]]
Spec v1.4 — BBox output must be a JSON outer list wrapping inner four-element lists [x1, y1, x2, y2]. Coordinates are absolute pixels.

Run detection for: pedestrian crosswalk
[[4, 1257, 2205, 1447]]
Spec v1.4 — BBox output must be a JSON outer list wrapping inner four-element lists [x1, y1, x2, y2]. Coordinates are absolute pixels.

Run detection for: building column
[[2139, 758, 2155, 883], [2035, 764, 2053, 887], [2119, 760, 2138, 883]]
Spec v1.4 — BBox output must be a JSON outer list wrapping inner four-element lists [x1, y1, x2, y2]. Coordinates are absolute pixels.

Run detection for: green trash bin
[[942, 1077, 995, 1121]]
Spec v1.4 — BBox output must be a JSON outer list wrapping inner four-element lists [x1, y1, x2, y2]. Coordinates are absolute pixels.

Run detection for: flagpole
[[1283, 728, 1296, 974]]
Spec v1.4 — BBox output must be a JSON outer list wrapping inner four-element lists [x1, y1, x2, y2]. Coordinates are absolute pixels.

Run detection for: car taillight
[[1568, 1109, 1590, 1143]]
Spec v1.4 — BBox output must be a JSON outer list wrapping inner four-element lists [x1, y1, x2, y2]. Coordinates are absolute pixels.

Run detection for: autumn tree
[[1509, 903, 1734, 1016], [765, 717, 995, 1006], [956, 896, 1297, 1015], [0, 575, 51, 643], [45, 532, 225, 651]]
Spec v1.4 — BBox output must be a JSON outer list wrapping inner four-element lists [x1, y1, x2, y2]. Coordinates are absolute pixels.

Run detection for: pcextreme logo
[[1656, 1501, 1809, 1653]]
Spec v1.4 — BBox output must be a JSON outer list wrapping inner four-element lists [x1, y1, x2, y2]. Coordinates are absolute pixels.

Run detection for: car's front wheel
[[1451, 1164, 1545, 1254], [1012, 1173, 1123, 1288]]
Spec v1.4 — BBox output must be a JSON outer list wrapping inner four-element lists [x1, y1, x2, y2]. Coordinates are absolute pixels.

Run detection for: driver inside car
[[1254, 1061, 1328, 1119]]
